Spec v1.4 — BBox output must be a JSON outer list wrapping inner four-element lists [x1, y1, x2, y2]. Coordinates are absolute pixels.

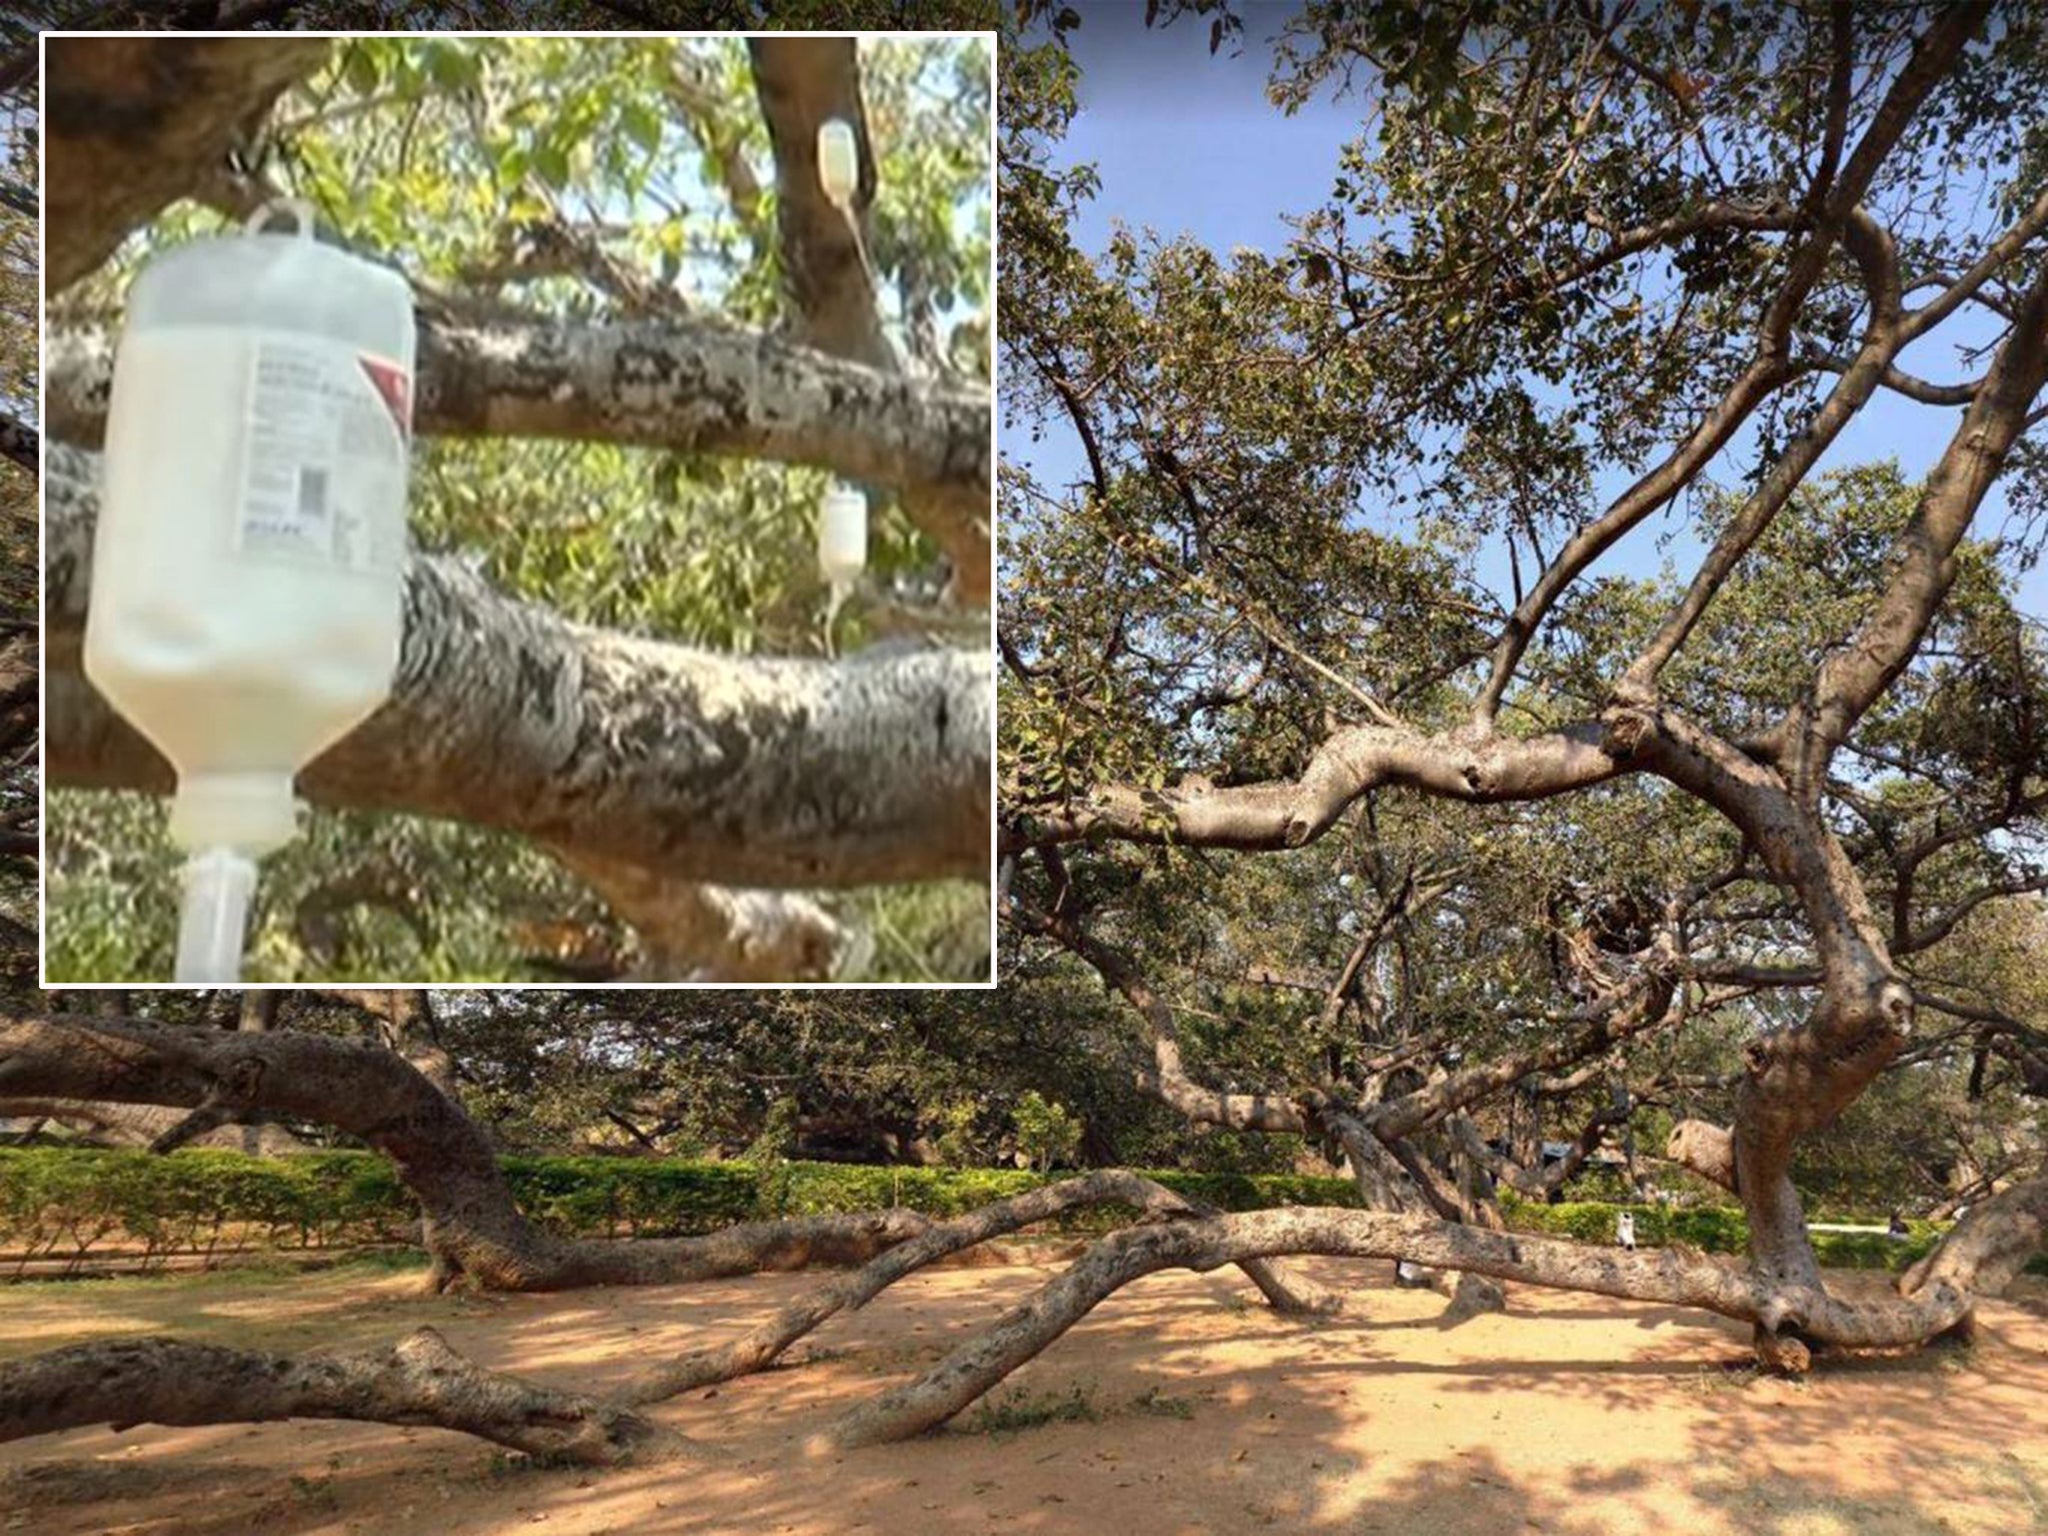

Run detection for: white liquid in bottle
[[82, 202, 415, 980]]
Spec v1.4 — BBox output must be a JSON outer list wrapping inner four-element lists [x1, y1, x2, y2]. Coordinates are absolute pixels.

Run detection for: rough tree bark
[[44, 445, 989, 893], [43, 36, 328, 290], [42, 315, 988, 546], [0, 1012, 929, 1292], [0, 1328, 682, 1466]]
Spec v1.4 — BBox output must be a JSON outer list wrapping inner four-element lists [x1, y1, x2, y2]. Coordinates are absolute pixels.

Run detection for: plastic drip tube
[[174, 847, 259, 984]]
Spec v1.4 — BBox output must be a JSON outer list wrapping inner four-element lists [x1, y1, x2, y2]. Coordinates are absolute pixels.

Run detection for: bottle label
[[236, 334, 410, 572]]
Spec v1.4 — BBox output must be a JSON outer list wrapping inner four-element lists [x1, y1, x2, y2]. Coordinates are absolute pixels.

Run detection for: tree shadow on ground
[[5, 1261, 2048, 1535]]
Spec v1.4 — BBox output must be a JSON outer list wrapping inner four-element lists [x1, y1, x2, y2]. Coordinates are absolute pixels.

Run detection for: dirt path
[[2, 1257, 2043, 1535]]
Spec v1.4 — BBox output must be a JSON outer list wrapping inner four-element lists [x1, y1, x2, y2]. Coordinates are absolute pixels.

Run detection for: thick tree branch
[[0, 1328, 682, 1466], [1009, 720, 1622, 853], [1475, 360, 1788, 720], [1618, 207, 1903, 697], [1767, 255, 2048, 787], [619, 1169, 1334, 1405], [826, 1186, 2044, 1446], [44, 316, 989, 589], [44, 36, 329, 291], [45, 444, 988, 890], [1477, 1, 1988, 720]]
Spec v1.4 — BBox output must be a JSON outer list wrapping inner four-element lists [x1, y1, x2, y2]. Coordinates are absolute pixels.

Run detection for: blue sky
[[1015, 5, 2045, 625]]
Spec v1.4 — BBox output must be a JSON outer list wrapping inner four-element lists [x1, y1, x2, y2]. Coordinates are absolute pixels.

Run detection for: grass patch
[[966, 1381, 1202, 1436], [0, 1247, 429, 1295], [1129, 1385, 1196, 1419], [968, 1381, 1101, 1436]]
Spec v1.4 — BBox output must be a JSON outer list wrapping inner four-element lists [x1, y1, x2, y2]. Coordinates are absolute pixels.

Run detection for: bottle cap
[[169, 772, 299, 855]]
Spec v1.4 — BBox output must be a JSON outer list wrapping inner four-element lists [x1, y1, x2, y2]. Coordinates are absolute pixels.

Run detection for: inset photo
[[39, 30, 993, 986]]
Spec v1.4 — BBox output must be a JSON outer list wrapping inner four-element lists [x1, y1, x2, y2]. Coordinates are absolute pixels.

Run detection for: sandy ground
[[2, 1254, 2045, 1536]]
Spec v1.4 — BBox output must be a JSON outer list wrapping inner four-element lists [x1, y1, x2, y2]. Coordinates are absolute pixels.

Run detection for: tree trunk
[[0, 1328, 682, 1466]]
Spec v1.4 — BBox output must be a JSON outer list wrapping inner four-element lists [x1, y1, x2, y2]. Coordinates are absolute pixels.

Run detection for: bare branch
[[1009, 720, 1622, 853]]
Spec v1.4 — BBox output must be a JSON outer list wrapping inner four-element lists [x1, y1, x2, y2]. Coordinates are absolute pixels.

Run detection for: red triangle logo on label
[[359, 355, 412, 440]]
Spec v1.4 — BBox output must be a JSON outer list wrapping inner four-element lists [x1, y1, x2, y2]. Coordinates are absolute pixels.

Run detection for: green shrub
[[1491, 1189, 2038, 1274], [6, 1149, 2037, 1279], [0, 1148, 1360, 1268]]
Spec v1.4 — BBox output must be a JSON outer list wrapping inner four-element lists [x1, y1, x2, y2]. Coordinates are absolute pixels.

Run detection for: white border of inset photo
[[36, 28, 997, 990]]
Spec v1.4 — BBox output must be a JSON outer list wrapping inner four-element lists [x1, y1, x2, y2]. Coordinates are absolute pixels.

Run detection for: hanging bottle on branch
[[83, 200, 415, 984]]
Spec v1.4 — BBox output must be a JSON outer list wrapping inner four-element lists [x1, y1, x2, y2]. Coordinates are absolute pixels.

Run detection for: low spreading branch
[[0, 1012, 930, 1292], [619, 1169, 1338, 1406], [826, 1186, 2047, 1447], [0, 1328, 684, 1466]]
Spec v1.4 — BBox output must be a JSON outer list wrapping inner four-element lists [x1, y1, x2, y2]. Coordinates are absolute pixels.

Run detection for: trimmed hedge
[[1497, 1190, 2048, 1276], [0, 1148, 1361, 1274], [5, 1148, 2039, 1279]]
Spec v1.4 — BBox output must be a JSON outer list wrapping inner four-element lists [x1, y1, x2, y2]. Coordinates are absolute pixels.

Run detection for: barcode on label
[[297, 466, 329, 521]]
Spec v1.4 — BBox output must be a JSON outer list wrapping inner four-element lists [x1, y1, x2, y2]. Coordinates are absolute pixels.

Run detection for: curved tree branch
[[1008, 720, 1622, 853], [0, 1011, 930, 1292], [1767, 255, 2048, 789], [619, 1168, 1336, 1406]]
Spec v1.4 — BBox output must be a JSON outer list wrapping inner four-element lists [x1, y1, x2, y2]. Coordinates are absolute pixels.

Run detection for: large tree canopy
[[41, 31, 993, 981], [999, 0, 2048, 1363]]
